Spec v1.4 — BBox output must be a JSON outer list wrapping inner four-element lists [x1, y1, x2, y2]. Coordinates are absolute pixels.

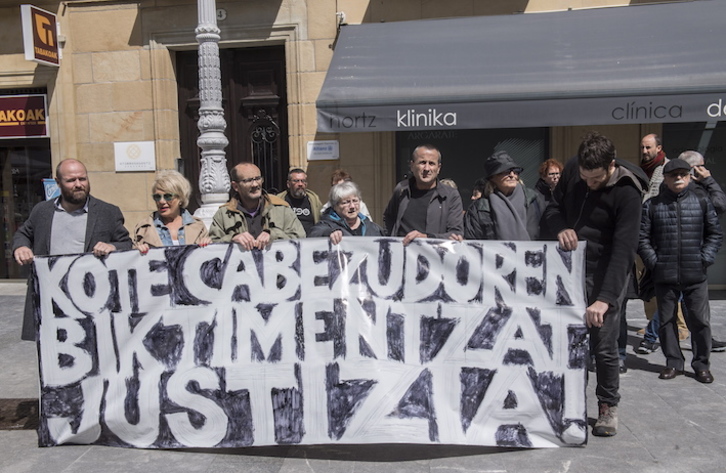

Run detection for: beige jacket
[[133, 211, 209, 248]]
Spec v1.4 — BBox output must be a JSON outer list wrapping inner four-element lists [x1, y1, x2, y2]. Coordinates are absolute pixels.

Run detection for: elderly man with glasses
[[209, 163, 304, 250]]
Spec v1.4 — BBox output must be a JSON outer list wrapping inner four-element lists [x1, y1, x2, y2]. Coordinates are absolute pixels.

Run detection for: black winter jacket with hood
[[638, 182, 723, 286], [542, 157, 648, 306]]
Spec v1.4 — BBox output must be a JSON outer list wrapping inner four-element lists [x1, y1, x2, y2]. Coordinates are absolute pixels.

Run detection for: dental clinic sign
[[707, 99, 726, 119], [21, 4, 60, 67], [317, 93, 726, 132]]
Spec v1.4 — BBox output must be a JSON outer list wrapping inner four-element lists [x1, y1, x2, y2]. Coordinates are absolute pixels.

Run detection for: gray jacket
[[383, 178, 463, 239]]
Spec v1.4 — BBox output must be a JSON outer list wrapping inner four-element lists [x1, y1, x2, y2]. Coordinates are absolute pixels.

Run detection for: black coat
[[639, 183, 723, 286], [535, 178, 554, 203], [542, 157, 648, 306]]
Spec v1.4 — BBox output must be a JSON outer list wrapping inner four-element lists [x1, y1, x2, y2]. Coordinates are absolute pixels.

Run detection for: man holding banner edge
[[12, 158, 132, 341], [542, 132, 648, 437]]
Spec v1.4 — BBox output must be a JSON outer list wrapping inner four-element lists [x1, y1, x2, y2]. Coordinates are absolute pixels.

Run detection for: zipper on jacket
[[676, 193, 682, 285]]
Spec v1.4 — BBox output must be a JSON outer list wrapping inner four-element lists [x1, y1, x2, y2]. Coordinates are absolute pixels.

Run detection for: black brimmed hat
[[484, 150, 523, 179]]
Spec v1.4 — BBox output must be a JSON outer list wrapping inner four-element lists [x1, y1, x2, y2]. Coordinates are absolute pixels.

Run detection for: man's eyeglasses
[[289, 179, 307, 184], [152, 193, 177, 202], [238, 176, 263, 184]]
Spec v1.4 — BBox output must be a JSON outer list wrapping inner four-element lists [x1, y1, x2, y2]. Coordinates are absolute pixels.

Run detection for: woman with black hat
[[464, 150, 544, 240]]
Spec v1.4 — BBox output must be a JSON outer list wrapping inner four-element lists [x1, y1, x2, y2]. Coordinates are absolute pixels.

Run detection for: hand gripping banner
[[32, 238, 588, 448]]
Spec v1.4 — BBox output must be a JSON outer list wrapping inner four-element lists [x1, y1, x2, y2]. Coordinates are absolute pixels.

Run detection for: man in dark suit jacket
[[12, 159, 132, 340]]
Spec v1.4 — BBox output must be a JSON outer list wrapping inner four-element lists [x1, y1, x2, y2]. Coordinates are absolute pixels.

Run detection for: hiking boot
[[636, 340, 660, 354], [593, 403, 618, 437], [712, 338, 726, 353]]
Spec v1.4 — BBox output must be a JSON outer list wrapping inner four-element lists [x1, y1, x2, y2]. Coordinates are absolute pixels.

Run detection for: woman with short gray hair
[[309, 181, 385, 244]]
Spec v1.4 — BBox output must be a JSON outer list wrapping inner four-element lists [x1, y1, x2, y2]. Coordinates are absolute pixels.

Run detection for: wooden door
[[177, 46, 288, 211]]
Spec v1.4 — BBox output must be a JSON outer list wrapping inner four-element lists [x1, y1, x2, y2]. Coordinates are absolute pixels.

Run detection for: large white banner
[[32, 238, 588, 449]]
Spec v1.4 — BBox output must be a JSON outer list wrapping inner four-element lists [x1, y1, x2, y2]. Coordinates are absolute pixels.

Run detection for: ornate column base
[[193, 192, 229, 228]]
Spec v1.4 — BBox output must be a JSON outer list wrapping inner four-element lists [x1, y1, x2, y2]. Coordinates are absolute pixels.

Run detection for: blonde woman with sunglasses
[[133, 170, 211, 253]]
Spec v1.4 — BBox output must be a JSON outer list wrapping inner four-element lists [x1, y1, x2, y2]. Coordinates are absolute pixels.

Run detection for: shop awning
[[316, 0, 726, 133]]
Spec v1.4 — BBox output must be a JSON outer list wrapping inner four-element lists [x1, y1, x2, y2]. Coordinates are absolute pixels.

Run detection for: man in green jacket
[[210, 163, 305, 249]]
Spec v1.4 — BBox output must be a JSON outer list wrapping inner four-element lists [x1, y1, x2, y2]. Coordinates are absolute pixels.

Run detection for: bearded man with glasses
[[276, 168, 323, 236], [209, 163, 304, 250]]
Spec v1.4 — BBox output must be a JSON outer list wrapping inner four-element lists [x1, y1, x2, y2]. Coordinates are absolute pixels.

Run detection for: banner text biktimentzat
[[33, 238, 588, 448]]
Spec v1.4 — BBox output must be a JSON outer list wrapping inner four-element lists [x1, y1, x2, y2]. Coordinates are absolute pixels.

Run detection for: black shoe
[[659, 367, 683, 380], [695, 370, 714, 384], [712, 339, 726, 353], [619, 358, 627, 374]]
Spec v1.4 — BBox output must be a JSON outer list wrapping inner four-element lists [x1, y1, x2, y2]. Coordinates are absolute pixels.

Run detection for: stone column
[[193, 0, 229, 226]]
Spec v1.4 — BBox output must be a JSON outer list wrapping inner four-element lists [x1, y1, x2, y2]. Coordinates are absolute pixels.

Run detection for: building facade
[[1, 0, 723, 285]]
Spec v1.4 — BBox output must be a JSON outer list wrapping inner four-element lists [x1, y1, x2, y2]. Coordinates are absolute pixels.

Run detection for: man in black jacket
[[383, 144, 463, 244], [638, 159, 723, 383], [542, 132, 648, 437]]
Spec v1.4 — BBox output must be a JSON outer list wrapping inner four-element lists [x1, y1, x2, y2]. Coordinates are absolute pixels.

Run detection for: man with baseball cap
[[638, 159, 723, 384]]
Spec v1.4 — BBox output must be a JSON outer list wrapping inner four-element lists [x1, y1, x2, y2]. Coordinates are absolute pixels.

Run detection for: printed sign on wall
[[114, 141, 156, 171], [0, 95, 48, 139], [21, 5, 60, 67], [33, 238, 588, 449]]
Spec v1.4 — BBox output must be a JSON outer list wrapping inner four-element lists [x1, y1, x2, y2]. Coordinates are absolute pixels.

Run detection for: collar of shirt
[[53, 196, 89, 215], [237, 200, 262, 217]]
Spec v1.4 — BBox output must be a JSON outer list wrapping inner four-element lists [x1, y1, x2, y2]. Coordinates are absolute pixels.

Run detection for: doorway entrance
[[1, 140, 52, 279], [176, 46, 289, 212]]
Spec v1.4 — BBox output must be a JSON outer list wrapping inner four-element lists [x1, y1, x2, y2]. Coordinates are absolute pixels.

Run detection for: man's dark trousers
[[656, 281, 711, 372], [588, 277, 626, 407]]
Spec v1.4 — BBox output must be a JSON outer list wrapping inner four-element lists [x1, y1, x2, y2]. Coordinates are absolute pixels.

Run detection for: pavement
[[1, 280, 725, 473]]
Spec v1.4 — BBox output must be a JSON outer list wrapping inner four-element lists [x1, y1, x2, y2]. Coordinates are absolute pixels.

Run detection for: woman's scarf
[[489, 184, 531, 241]]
